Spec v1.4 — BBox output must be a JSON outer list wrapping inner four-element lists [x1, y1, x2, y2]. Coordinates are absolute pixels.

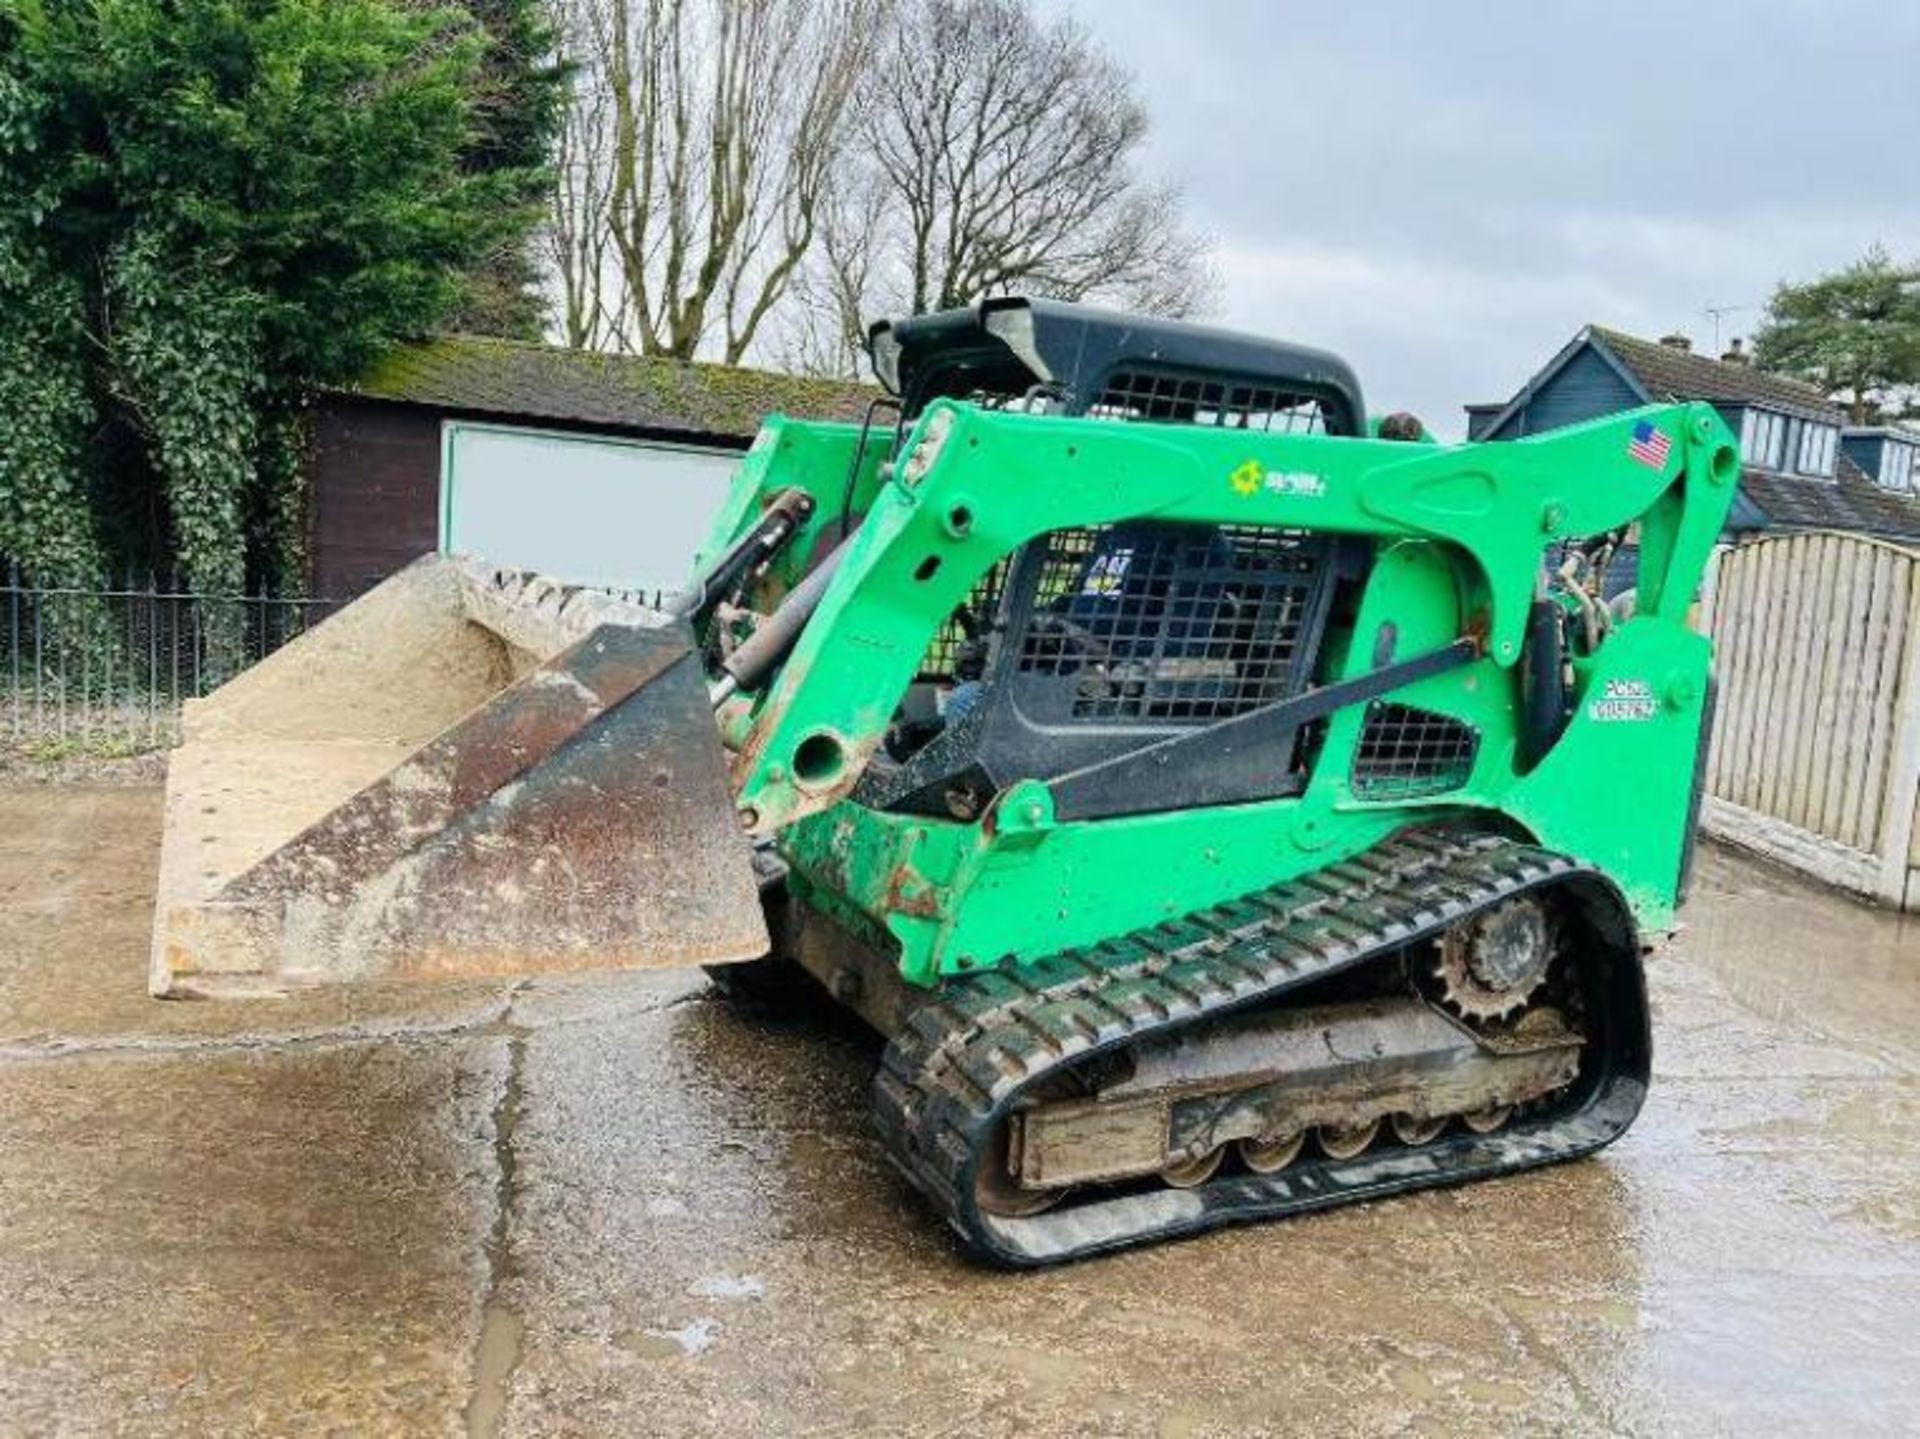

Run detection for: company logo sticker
[[1265, 470, 1328, 498], [1079, 548, 1133, 596], [1228, 460, 1326, 499]]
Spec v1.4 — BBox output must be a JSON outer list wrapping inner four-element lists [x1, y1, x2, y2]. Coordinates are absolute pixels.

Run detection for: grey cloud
[[1057, 0, 1920, 431]]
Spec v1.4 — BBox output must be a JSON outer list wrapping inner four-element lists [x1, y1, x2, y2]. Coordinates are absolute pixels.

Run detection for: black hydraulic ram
[[669, 487, 816, 624]]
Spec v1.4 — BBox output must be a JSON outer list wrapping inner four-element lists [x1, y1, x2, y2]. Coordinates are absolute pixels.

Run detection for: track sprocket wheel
[[1430, 894, 1556, 1024]]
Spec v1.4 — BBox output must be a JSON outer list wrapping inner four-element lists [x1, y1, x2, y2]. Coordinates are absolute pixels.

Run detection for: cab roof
[[867, 296, 1366, 437]]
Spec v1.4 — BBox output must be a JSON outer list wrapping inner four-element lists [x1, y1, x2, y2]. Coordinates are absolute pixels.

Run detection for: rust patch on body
[[881, 861, 942, 921]]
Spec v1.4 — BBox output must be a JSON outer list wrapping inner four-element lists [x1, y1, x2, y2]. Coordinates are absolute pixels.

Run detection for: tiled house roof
[[1588, 327, 1840, 419], [1739, 453, 1920, 543], [1478, 324, 1920, 545], [347, 335, 877, 442]]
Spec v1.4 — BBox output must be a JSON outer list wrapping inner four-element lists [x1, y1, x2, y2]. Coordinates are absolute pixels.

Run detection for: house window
[[1884, 440, 1917, 494], [1795, 422, 1838, 478], [1740, 408, 1786, 470]]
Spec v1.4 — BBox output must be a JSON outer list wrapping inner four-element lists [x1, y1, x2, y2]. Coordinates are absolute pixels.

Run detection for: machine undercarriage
[[767, 824, 1646, 1263]]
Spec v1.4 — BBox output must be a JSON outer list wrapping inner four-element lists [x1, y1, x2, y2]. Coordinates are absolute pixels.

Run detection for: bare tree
[[887, 0, 1209, 312], [552, 0, 1213, 372], [548, 0, 621, 349], [547, 0, 884, 362], [774, 0, 1214, 374], [775, 168, 889, 376]]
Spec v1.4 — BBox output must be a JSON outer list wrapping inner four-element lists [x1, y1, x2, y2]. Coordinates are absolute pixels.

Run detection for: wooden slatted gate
[[1700, 530, 1920, 910]]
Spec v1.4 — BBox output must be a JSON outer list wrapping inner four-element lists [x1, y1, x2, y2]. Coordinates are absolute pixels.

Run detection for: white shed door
[[441, 421, 742, 595]]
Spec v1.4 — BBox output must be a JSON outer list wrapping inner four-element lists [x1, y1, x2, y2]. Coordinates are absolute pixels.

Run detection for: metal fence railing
[[2, 566, 339, 750]]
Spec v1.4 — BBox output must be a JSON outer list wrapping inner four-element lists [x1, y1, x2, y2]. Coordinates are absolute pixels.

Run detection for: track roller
[[1237, 1130, 1307, 1174], [1316, 1119, 1381, 1160], [1390, 1113, 1448, 1146], [1161, 1148, 1225, 1188]]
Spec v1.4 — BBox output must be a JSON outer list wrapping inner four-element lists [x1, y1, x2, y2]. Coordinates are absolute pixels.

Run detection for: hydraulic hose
[[712, 539, 850, 705], [1519, 597, 1568, 768]]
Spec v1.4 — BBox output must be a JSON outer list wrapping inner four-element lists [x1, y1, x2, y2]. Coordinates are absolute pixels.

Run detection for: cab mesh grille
[[1013, 523, 1329, 724], [1089, 366, 1329, 434]]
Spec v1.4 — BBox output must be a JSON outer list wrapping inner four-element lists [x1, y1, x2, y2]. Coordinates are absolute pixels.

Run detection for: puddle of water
[[462, 1303, 523, 1439], [1682, 851, 1920, 1047], [689, 1273, 766, 1301], [1385, 1359, 1533, 1409], [926, 1336, 1098, 1394], [619, 1318, 721, 1359]]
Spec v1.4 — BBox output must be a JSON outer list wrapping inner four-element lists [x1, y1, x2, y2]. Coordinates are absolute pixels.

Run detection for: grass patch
[[16, 733, 164, 762]]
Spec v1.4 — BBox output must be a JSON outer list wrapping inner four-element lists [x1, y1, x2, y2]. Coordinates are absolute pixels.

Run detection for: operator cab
[[855, 298, 1376, 824]]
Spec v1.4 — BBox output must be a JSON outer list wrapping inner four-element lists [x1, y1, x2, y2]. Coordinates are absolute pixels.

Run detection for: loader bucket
[[150, 555, 767, 999]]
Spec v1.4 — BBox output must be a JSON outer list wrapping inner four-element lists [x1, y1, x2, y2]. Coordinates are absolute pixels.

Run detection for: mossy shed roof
[[347, 335, 876, 442]]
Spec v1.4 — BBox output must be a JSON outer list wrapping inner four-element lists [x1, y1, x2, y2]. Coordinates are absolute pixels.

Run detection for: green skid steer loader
[[151, 298, 1736, 1263]]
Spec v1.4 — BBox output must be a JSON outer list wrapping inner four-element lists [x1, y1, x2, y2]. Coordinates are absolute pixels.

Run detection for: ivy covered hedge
[[0, 0, 558, 597]]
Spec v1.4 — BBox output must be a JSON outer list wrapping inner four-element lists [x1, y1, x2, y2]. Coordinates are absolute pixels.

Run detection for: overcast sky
[[1052, 0, 1920, 435]]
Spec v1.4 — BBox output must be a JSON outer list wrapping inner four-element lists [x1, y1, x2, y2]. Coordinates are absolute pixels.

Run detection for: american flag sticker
[[1627, 420, 1672, 470]]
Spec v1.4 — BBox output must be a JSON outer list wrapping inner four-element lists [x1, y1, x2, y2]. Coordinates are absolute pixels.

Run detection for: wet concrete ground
[[1, 784, 1916, 1436]]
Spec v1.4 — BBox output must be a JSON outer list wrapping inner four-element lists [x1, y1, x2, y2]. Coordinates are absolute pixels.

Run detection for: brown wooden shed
[[308, 336, 874, 599]]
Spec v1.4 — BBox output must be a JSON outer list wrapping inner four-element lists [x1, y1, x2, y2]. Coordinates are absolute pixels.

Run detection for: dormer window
[[1738, 408, 1837, 478], [1842, 428, 1920, 493], [1794, 420, 1837, 478], [1884, 438, 1916, 494], [1740, 408, 1786, 470]]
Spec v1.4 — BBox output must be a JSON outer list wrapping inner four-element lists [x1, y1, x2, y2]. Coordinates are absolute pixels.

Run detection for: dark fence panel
[[1, 566, 339, 748]]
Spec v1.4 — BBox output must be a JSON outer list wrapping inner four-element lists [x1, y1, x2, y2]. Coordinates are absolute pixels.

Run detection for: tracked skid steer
[[152, 298, 1736, 1263]]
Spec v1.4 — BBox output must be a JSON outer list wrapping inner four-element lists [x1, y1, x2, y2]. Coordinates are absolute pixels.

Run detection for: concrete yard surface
[[1, 784, 1916, 1435]]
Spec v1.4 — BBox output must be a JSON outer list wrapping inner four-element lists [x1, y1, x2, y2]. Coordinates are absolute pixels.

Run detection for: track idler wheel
[[972, 1122, 1062, 1218]]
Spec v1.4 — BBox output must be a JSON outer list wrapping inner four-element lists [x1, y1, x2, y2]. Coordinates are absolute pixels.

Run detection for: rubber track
[[872, 826, 1649, 1266]]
